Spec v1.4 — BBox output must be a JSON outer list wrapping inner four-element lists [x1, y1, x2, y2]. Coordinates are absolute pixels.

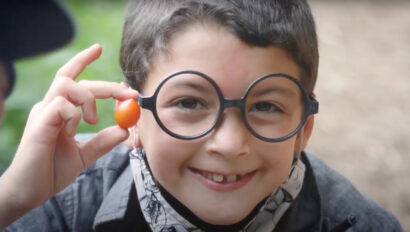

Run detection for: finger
[[40, 97, 81, 138], [78, 80, 139, 100], [78, 126, 129, 167], [55, 44, 102, 80], [43, 77, 97, 124], [23, 97, 81, 146]]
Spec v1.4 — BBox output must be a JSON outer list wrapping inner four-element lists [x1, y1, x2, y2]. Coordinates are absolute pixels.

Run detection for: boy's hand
[[0, 44, 138, 227]]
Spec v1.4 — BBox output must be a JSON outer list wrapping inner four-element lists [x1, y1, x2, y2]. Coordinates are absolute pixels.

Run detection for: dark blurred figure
[[0, 0, 75, 123]]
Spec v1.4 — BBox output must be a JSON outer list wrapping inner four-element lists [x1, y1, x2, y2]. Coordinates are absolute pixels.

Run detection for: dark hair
[[120, 0, 318, 93]]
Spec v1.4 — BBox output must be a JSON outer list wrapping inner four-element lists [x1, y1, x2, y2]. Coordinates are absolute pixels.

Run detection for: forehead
[[144, 24, 301, 97]]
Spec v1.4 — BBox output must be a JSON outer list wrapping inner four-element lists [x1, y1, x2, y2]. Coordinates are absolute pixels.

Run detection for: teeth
[[212, 174, 224, 182], [201, 171, 242, 183], [203, 172, 213, 180], [226, 175, 237, 182]]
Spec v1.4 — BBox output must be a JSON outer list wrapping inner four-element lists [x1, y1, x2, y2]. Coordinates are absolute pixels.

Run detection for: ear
[[124, 125, 143, 149], [295, 115, 315, 152]]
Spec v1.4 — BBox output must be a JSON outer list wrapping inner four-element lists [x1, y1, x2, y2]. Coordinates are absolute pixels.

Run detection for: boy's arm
[[0, 44, 138, 229]]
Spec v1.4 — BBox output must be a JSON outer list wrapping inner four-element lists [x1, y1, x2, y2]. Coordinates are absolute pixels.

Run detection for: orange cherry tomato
[[115, 98, 140, 129]]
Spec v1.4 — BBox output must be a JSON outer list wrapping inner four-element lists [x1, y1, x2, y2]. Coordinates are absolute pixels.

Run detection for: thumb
[[78, 126, 129, 167]]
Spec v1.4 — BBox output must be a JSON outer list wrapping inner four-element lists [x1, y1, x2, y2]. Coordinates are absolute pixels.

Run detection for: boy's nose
[[206, 110, 250, 159]]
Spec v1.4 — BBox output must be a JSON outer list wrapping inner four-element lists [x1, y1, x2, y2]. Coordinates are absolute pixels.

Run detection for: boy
[[4, 0, 403, 231]]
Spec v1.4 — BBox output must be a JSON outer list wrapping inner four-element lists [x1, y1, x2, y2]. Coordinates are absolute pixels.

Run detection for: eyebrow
[[250, 86, 298, 98], [167, 79, 215, 95]]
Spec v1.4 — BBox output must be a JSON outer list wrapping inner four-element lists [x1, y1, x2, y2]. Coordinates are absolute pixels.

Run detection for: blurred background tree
[[0, 0, 129, 172]]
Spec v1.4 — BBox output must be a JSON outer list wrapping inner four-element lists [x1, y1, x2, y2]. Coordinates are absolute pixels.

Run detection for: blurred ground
[[308, 1, 410, 230]]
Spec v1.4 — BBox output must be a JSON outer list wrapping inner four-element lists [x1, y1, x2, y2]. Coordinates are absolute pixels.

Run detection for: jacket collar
[[274, 152, 326, 231], [93, 164, 134, 230]]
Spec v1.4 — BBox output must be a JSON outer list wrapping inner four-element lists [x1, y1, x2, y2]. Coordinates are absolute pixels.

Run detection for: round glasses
[[138, 70, 318, 142]]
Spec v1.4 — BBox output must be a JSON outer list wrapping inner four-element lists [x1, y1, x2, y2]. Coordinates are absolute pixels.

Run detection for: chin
[[195, 204, 253, 226], [203, 215, 245, 226]]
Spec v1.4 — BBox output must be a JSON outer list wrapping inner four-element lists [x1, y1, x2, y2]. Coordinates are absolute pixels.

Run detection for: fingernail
[[89, 43, 101, 50], [129, 89, 139, 96], [120, 82, 129, 88]]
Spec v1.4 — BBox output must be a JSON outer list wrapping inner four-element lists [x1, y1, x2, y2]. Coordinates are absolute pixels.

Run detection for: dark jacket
[[4, 136, 403, 232]]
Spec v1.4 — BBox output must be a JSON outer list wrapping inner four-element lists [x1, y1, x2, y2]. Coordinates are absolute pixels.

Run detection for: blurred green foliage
[[0, 0, 129, 173]]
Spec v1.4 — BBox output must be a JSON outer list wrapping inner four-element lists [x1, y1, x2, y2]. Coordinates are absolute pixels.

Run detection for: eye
[[175, 98, 204, 111], [250, 102, 282, 113]]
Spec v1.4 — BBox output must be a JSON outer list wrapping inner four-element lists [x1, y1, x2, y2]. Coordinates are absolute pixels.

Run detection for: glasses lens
[[156, 72, 220, 138], [244, 75, 305, 140]]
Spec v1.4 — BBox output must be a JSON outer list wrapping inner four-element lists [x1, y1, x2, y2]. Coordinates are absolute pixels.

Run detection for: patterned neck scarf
[[129, 148, 305, 232]]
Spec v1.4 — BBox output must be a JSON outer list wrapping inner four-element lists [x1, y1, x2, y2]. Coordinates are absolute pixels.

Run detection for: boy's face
[[136, 24, 314, 225]]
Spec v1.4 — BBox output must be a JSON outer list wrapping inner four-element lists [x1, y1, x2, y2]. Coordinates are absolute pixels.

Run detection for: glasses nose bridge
[[222, 98, 243, 109], [217, 98, 246, 126]]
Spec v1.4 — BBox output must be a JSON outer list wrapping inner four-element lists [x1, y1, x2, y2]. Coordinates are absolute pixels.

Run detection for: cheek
[[138, 111, 202, 185], [257, 138, 296, 162], [146, 139, 203, 191], [256, 139, 296, 183]]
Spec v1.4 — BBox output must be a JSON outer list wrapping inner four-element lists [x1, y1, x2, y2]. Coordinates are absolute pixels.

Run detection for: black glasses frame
[[138, 70, 319, 143]]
